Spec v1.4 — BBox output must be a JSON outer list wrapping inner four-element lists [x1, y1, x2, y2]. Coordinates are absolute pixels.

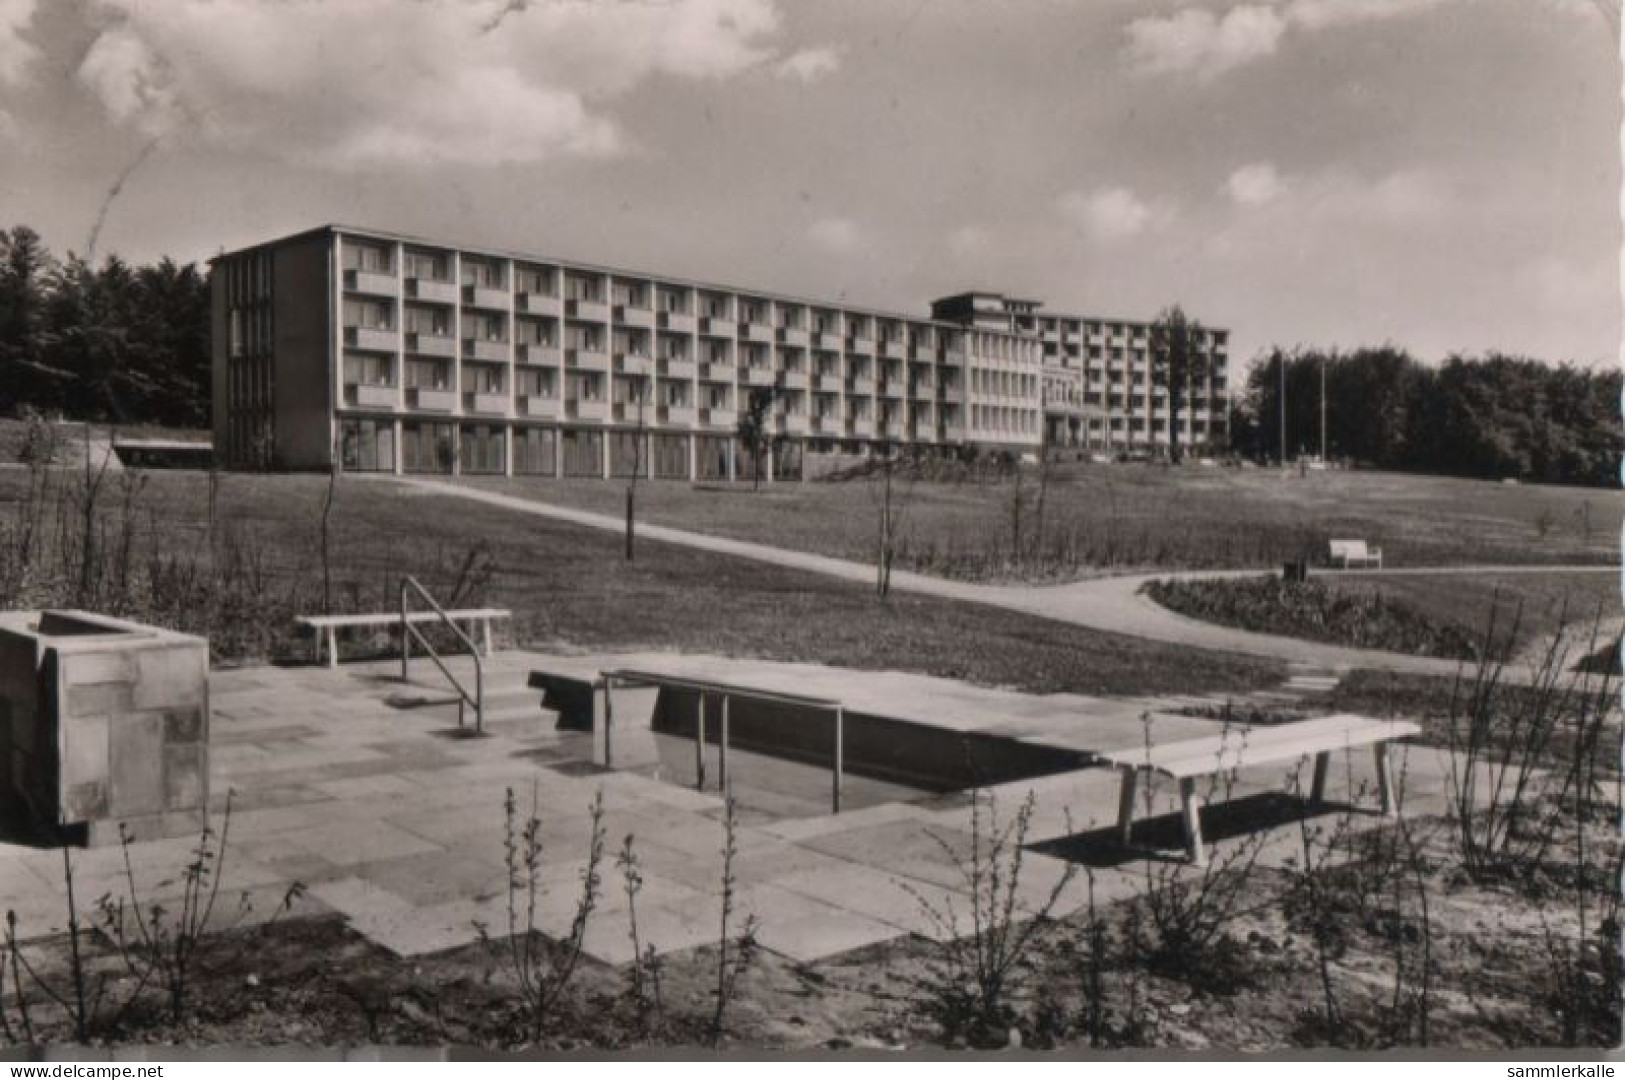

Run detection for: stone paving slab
[[1, 648, 1488, 971]]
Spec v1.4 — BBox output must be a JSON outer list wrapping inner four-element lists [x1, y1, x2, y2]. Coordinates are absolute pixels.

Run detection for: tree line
[[0, 225, 211, 429], [1229, 346, 1620, 488]]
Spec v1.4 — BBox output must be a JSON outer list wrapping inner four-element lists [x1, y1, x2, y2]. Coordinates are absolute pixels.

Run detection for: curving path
[[376, 476, 1615, 679]]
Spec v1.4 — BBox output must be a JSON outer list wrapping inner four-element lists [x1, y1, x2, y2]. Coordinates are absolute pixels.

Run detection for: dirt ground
[[3, 798, 1616, 1054]]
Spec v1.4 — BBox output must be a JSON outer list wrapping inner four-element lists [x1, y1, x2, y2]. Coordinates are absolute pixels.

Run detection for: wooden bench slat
[[299, 609, 511, 629], [1097, 716, 1420, 777]]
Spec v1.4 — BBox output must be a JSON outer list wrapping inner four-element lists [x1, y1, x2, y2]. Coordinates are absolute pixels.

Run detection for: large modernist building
[[212, 225, 1228, 479]]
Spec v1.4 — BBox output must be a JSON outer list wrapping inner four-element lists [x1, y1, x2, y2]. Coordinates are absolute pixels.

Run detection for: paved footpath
[[378, 476, 1615, 679]]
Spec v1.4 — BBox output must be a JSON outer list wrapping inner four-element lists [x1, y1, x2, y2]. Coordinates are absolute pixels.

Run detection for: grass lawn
[[463, 461, 1619, 580], [0, 468, 1279, 697]]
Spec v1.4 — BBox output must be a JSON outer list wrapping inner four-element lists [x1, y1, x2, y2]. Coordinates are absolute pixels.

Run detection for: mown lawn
[[463, 461, 1619, 580], [0, 468, 1279, 697]]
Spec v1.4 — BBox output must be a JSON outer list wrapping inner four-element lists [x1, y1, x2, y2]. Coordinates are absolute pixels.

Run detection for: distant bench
[[1096, 714, 1421, 866], [1328, 539, 1384, 569], [298, 608, 511, 668]]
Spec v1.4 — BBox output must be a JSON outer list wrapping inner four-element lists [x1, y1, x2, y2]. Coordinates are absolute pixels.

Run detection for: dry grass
[[464, 460, 1618, 581]]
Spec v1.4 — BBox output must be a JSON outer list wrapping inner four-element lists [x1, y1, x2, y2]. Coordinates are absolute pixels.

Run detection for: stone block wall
[[0, 611, 209, 844]]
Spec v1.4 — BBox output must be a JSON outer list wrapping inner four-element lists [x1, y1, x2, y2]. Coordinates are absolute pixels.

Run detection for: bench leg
[[326, 627, 339, 670], [1310, 751, 1331, 805], [1179, 777, 1207, 867], [1116, 767, 1139, 846], [312, 629, 322, 667], [1374, 742, 1399, 817], [481, 619, 494, 658]]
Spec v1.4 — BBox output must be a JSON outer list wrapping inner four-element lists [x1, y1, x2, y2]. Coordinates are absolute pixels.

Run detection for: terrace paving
[[1, 649, 1479, 968]]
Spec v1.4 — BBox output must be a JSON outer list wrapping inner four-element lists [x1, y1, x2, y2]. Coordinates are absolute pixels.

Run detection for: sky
[[0, 0, 1619, 373]]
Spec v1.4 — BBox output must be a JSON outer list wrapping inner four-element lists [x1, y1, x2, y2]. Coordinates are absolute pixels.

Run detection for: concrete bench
[[298, 608, 511, 668], [1096, 714, 1421, 866], [1328, 539, 1383, 569]]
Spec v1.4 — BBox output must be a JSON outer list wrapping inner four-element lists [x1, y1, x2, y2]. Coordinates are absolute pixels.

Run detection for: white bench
[[1328, 539, 1383, 569], [1096, 714, 1421, 866], [297, 608, 512, 668]]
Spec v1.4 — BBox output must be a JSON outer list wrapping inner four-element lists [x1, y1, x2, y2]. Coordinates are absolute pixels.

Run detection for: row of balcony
[[346, 382, 965, 437]]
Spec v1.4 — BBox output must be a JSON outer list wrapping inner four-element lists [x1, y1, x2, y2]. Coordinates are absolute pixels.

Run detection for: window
[[343, 241, 392, 273], [340, 419, 395, 472], [405, 252, 447, 281], [406, 360, 450, 390], [344, 298, 392, 329], [407, 305, 450, 336], [343, 354, 392, 386]]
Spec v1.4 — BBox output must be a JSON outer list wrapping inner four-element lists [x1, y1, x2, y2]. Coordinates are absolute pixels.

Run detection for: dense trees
[[1231, 347, 1619, 487], [1147, 304, 1210, 466], [0, 225, 210, 428]]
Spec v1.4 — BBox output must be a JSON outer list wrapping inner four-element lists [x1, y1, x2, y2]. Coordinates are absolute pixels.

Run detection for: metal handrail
[[400, 575, 484, 734]]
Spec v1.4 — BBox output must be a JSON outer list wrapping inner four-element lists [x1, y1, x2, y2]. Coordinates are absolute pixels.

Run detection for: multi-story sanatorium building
[[212, 225, 1228, 479]]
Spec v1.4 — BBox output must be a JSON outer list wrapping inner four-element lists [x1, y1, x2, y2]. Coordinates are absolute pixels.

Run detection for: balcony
[[520, 396, 557, 419], [344, 326, 398, 353], [878, 420, 904, 440], [812, 372, 842, 394], [808, 414, 839, 437], [878, 380, 905, 400], [350, 383, 397, 409], [878, 339, 906, 360], [344, 268, 397, 297], [780, 370, 808, 391], [658, 310, 696, 334], [612, 401, 654, 424], [517, 343, 561, 366], [566, 298, 610, 322], [941, 423, 965, 442], [848, 417, 875, 439], [613, 353, 651, 376], [409, 387, 456, 412], [742, 365, 774, 388], [739, 322, 774, 343], [405, 277, 456, 305], [941, 350, 967, 368], [615, 305, 654, 329], [848, 376, 876, 396], [567, 398, 610, 423], [781, 414, 810, 437], [566, 347, 610, 372], [694, 361, 730, 384], [697, 406, 733, 429], [517, 292, 562, 316], [658, 358, 696, 380], [468, 392, 509, 415], [846, 336, 874, 355], [658, 404, 697, 427], [698, 316, 733, 337], [910, 381, 935, 400], [909, 344, 936, 363], [812, 330, 843, 351], [406, 331, 455, 358], [463, 339, 509, 363], [777, 326, 809, 348], [463, 285, 507, 310]]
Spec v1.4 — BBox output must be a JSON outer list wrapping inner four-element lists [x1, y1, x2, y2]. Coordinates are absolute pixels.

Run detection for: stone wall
[[0, 611, 209, 844]]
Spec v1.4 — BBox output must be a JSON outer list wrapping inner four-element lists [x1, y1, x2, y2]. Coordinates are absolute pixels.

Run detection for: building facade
[[931, 292, 1231, 454], [212, 226, 1225, 478]]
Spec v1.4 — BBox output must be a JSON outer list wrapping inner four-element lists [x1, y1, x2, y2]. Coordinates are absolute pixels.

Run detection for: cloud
[[947, 224, 993, 259], [0, 106, 15, 140], [1125, 0, 1460, 79], [68, 0, 798, 170], [0, 0, 38, 85], [807, 216, 863, 254], [1227, 161, 1286, 205], [774, 46, 841, 83], [1058, 186, 1162, 240], [1124, 5, 1287, 79]]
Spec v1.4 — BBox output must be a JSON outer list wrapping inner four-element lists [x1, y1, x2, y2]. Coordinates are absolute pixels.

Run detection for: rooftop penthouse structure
[[211, 226, 1227, 479]]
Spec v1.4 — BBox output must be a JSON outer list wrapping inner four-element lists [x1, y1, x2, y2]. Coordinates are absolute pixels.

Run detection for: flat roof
[[216, 224, 1036, 337]]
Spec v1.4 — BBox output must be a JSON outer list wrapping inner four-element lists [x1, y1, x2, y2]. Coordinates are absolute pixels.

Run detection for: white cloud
[[775, 46, 841, 83], [1125, 0, 1465, 79], [69, 0, 798, 170], [1227, 161, 1286, 205], [1124, 5, 1287, 79], [0, 0, 38, 85], [0, 106, 16, 140], [1058, 186, 1160, 240], [807, 216, 863, 254]]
